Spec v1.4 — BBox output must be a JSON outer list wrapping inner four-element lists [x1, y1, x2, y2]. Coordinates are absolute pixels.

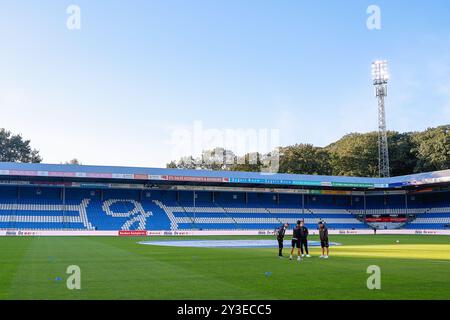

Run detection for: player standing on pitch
[[299, 220, 310, 257], [289, 220, 302, 261], [319, 221, 329, 259], [276, 223, 289, 257]]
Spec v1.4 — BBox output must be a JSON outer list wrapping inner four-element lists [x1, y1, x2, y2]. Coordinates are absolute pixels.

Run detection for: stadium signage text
[[118, 230, 147, 236]]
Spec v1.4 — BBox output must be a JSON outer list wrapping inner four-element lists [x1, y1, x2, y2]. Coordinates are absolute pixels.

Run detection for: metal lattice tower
[[372, 60, 390, 178]]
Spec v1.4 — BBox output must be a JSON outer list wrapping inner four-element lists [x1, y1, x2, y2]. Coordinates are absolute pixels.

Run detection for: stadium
[[1, 162, 449, 299], [1, 1, 450, 309]]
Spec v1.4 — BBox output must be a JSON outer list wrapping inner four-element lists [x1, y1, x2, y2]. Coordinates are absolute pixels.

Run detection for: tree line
[[1, 126, 449, 177], [167, 125, 450, 177]]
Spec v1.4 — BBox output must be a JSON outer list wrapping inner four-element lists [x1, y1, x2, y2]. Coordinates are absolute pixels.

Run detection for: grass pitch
[[0, 235, 449, 300]]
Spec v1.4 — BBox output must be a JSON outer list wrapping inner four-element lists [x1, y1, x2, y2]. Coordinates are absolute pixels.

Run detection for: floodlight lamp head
[[372, 60, 389, 84]]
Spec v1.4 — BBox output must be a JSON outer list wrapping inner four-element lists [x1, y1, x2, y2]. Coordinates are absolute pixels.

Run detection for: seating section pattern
[[0, 199, 93, 230], [403, 207, 450, 230], [159, 204, 365, 230]]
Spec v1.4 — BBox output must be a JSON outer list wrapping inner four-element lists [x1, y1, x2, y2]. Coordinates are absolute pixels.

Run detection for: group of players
[[276, 220, 330, 260]]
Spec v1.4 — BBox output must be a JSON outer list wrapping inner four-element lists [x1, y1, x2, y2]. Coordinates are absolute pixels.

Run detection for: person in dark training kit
[[318, 221, 329, 259], [299, 220, 310, 258], [289, 220, 302, 261], [276, 223, 289, 257]]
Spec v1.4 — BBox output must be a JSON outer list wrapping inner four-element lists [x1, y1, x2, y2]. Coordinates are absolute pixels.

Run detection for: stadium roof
[[0, 162, 449, 189]]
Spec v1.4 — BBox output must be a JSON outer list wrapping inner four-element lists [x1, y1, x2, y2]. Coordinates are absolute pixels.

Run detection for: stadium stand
[[1, 185, 449, 231], [0, 162, 449, 231]]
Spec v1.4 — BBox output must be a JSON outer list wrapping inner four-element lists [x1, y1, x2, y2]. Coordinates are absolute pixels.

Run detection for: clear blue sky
[[0, 0, 449, 167]]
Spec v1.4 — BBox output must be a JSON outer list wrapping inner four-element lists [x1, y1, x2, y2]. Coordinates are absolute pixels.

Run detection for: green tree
[[328, 131, 421, 177], [63, 158, 82, 165], [166, 148, 236, 170], [327, 132, 379, 177], [0, 128, 42, 163], [229, 152, 262, 172], [166, 156, 197, 169], [278, 144, 332, 175], [389, 132, 417, 176], [200, 147, 236, 171], [166, 160, 178, 169], [165, 126, 450, 176], [411, 125, 450, 172]]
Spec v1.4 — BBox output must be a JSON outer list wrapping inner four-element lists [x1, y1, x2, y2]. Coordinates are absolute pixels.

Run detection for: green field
[[0, 235, 449, 300]]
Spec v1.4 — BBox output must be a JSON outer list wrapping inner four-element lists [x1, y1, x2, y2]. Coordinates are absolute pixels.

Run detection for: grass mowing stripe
[[6, 237, 271, 299], [1, 235, 449, 299], [91, 236, 286, 299], [0, 237, 33, 299], [332, 244, 450, 260]]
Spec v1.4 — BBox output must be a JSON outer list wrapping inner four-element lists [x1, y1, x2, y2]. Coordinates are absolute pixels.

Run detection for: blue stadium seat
[[0, 187, 449, 231]]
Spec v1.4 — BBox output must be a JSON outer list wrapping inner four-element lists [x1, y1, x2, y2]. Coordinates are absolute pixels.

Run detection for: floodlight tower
[[372, 60, 390, 178]]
